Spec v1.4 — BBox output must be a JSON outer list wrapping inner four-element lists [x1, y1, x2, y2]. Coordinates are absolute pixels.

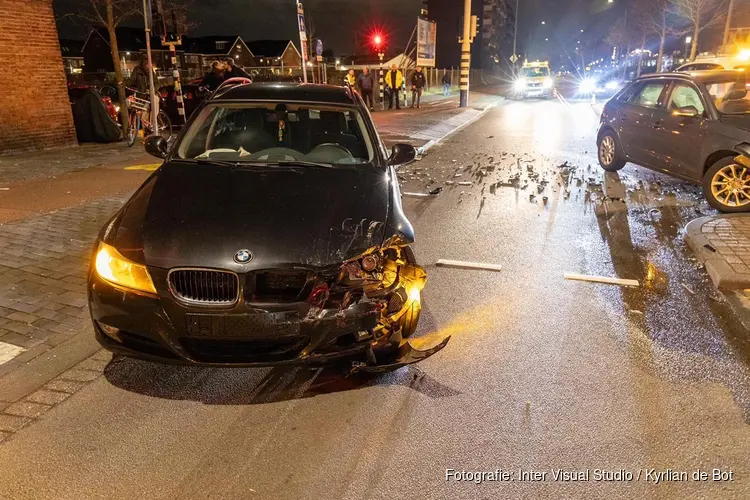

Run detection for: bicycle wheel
[[156, 111, 173, 142], [125, 111, 138, 147]]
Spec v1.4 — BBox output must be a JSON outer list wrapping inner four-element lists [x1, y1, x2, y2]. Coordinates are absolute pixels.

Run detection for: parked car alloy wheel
[[597, 131, 626, 172], [704, 157, 750, 213]]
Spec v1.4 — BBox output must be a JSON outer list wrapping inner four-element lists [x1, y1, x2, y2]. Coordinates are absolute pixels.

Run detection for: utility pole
[[723, 0, 736, 51], [142, 0, 158, 135], [513, 0, 519, 62], [458, 0, 477, 108], [296, 1, 308, 83]]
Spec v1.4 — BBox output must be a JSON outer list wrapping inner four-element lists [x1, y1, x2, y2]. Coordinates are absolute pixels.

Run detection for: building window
[[215, 41, 228, 50]]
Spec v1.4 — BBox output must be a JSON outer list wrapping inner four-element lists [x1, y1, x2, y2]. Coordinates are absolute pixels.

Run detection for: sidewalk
[[685, 214, 750, 290]]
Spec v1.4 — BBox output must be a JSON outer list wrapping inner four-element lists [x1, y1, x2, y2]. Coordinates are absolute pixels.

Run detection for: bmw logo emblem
[[234, 249, 252, 263]]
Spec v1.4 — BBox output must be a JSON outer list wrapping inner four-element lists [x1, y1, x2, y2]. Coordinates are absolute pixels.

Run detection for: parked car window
[[667, 83, 705, 115], [705, 79, 750, 114], [177, 103, 376, 164], [628, 82, 668, 108]]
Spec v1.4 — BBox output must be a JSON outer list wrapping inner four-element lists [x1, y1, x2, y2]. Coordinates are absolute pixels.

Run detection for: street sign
[[315, 39, 323, 57], [510, 54, 518, 63], [416, 18, 437, 67], [316, 55, 323, 62], [297, 2, 307, 41]]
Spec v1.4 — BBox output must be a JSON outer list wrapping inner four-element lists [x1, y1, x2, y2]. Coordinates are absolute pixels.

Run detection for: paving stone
[[0, 430, 11, 443], [25, 390, 71, 406], [44, 379, 88, 394], [6, 311, 37, 323], [3, 401, 51, 419], [0, 414, 30, 432], [0, 332, 42, 349], [59, 368, 101, 383]]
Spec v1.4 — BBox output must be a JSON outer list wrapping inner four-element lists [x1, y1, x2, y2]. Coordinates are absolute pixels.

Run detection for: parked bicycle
[[125, 88, 172, 147]]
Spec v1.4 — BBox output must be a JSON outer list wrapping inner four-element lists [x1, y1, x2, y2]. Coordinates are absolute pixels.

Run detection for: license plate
[[185, 312, 300, 338]]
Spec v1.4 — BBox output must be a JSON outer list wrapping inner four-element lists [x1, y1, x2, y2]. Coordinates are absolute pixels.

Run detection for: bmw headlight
[[514, 78, 527, 91], [543, 77, 553, 88], [579, 79, 597, 94], [95, 242, 156, 294]]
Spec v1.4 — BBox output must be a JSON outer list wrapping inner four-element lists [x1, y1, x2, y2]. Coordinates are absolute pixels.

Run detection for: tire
[[125, 112, 138, 147], [396, 246, 422, 338], [703, 156, 750, 213], [597, 130, 626, 172]]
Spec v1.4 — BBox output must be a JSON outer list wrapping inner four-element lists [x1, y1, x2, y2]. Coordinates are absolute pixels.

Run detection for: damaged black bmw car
[[88, 82, 449, 372]]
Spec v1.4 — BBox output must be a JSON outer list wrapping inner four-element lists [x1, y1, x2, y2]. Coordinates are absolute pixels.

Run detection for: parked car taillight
[[160, 90, 169, 99], [102, 97, 112, 104], [184, 92, 193, 100]]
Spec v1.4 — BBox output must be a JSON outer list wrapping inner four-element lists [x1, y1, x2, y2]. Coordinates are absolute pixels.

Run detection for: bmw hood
[[113, 162, 393, 271]]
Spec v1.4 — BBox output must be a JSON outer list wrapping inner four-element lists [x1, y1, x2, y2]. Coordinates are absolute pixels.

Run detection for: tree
[[669, 0, 727, 61], [76, 0, 140, 129], [605, 16, 634, 78]]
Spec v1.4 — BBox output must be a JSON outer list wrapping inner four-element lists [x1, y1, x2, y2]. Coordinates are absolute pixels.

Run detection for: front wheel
[[156, 111, 172, 143], [704, 157, 750, 213], [597, 130, 626, 172], [125, 111, 138, 147]]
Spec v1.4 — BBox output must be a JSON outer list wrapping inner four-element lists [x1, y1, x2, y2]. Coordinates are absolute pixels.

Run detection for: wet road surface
[[1, 94, 750, 499]]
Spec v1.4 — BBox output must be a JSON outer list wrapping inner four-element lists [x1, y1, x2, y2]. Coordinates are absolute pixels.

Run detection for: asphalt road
[[1, 93, 750, 499]]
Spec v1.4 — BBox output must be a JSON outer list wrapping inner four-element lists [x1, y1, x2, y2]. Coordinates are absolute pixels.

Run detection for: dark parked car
[[597, 71, 750, 212], [158, 83, 207, 125], [88, 82, 448, 371]]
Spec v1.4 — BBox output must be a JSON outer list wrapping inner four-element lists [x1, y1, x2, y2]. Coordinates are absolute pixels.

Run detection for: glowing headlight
[[543, 78, 553, 88], [95, 242, 156, 294], [514, 78, 527, 90], [579, 79, 597, 93], [605, 80, 621, 90]]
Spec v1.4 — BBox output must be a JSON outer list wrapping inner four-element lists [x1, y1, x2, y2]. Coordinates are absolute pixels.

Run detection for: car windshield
[[521, 67, 549, 78], [705, 79, 750, 114], [176, 103, 375, 165]]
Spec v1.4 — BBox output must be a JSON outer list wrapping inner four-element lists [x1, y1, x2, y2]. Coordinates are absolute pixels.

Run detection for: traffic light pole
[[379, 52, 384, 111], [459, 0, 472, 108]]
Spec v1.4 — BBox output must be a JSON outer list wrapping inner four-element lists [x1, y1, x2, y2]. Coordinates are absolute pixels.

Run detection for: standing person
[[130, 57, 150, 93], [345, 69, 356, 87], [200, 61, 226, 91], [411, 66, 426, 108], [442, 71, 451, 96], [384, 64, 403, 110], [357, 66, 375, 111], [224, 58, 251, 80]]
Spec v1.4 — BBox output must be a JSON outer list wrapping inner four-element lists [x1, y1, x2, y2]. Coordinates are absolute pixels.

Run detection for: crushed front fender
[[349, 336, 451, 374]]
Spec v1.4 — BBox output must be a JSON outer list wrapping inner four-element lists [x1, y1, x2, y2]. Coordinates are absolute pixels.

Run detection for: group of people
[[345, 65, 453, 111], [200, 59, 252, 90]]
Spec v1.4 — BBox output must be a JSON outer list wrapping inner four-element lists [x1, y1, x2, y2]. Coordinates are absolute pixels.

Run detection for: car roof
[[637, 70, 748, 85], [211, 83, 358, 105]]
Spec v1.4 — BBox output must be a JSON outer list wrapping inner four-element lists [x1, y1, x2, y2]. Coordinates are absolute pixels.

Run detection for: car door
[[617, 80, 670, 164], [650, 80, 707, 178]]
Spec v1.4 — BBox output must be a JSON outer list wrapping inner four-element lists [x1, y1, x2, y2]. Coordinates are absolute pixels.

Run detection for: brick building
[[0, 0, 76, 154]]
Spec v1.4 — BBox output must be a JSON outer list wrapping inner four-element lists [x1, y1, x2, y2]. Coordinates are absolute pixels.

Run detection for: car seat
[[214, 108, 276, 153], [309, 111, 361, 157], [718, 84, 750, 114]]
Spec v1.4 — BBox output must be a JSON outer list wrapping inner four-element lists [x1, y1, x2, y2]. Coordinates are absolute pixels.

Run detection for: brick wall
[[0, 0, 77, 154]]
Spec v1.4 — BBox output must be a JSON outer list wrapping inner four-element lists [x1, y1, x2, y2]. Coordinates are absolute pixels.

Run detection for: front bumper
[[88, 267, 445, 369]]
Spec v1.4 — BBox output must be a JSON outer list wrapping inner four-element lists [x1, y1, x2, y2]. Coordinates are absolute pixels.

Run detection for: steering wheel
[[248, 147, 302, 161], [312, 143, 353, 157]]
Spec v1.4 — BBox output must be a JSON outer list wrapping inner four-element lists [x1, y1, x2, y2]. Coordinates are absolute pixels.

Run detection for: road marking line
[[124, 164, 161, 171], [564, 273, 640, 287], [437, 259, 503, 272], [0, 341, 24, 365]]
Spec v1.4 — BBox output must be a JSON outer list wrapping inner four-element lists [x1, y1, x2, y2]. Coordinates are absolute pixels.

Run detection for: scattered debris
[[628, 310, 644, 315], [429, 187, 443, 195], [0, 187, 9, 191], [564, 273, 640, 287], [457, 181, 473, 186], [436, 259, 503, 272], [703, 244, 717, 253], [682, 283, 696, 295]]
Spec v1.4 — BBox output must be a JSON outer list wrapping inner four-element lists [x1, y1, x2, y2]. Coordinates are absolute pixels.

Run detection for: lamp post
[[296, 1, 308, 83], [142, 0, 158, 135]]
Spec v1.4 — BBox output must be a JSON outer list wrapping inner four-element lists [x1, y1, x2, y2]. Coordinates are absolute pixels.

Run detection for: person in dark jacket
[[130, 58, 150, 93], [442, 71, 451, 96], [200, 61, 226, 91], [357, 66, 375, 111], [411, 66, 426, 108], [224, 58, 251, 80]]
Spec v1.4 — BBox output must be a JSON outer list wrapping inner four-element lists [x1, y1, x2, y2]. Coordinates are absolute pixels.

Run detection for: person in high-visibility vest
[[345, 69, 356, 87], [385, 64, 403, 110]]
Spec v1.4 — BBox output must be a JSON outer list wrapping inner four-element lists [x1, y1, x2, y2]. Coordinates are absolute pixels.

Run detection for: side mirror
[[144, 135, 168, 159], [673, 105, 700, 118], [388, 143, 417, 167]]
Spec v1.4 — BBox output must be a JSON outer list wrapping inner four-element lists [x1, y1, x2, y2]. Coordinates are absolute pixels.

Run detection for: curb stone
[[685, 214, 750, 290]]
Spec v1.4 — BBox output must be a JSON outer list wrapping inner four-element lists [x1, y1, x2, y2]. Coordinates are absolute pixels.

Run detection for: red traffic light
[[373, 34, 383, 47]]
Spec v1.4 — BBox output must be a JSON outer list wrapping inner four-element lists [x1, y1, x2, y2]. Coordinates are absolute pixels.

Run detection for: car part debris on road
[[436, 259, 503, 272], [564, 273, 640, 287]]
